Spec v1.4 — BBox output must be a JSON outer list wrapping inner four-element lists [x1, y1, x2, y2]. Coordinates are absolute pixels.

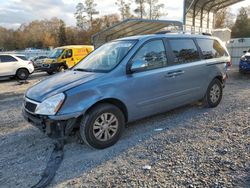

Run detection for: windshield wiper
[[73, 68, 94, 72]]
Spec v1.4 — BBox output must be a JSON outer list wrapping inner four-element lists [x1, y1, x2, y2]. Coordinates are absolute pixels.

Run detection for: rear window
[[197, 39, 227, 59], [169, 39, 200, 64], [17, 56, 28, 60], [0, 55, 17, 63]]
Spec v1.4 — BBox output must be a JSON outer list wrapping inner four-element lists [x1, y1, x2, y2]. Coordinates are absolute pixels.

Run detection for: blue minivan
[[23, 34, 230, 149]]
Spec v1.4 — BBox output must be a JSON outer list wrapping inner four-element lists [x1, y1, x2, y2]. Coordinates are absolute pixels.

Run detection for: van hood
[[26, 70, 104, 102], [43, 58, 56, 64]]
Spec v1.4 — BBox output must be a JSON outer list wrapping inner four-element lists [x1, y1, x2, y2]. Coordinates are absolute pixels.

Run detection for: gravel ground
[[0, 69, 249, 188]]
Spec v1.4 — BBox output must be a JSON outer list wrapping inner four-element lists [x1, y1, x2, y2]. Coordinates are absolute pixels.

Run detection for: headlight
[[35, 93, 65, 115], [241, 56, 247, 61]]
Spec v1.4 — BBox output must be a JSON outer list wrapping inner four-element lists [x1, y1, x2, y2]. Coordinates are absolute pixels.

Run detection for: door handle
[[165, 70, 185, 78]]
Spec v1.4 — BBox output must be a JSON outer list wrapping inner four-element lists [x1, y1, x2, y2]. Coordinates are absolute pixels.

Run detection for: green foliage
[[146, 0, 165, 19], [75, 3, 87, 29], [115, 0, 132, 20], [231, 7, 250, 38], [75, 0, 99, 29], [85, 0, 99, 24], [58, 20, 66, 46], [134, 0, 147, 18]]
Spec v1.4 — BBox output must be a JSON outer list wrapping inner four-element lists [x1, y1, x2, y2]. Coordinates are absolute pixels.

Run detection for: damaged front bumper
[[22, 109, 79, 139]]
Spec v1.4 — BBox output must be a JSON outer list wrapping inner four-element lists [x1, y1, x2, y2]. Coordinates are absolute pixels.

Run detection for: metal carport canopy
[[183, 0, 244, 28], [91, 19, 183, 48]]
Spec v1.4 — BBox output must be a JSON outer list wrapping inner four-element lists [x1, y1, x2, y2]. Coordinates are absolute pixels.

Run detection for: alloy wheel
[[92, 113, 118, 141]]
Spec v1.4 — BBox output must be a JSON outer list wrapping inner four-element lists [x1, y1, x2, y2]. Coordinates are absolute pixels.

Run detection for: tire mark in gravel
[[31, 143, 64, 188]]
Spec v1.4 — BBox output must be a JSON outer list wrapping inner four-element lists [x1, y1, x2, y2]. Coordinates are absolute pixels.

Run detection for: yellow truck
[[41, 45, 94, 74]]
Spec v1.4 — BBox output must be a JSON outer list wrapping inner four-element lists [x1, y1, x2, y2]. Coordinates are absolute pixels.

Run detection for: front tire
[[58, 66, 65, 72], [80, 104, 125, 149], [46, 70, 54, 75], [205, 79, 223, 108], [16, 69, 29, 80]]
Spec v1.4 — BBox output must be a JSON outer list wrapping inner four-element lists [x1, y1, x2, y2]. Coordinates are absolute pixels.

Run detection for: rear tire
[[80, 104, 125, 149], [16, 69, 29, 80], [205, 78, 223, 108]]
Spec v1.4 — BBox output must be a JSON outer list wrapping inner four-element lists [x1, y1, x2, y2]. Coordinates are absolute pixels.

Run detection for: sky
[[0, 0, 249, 29]]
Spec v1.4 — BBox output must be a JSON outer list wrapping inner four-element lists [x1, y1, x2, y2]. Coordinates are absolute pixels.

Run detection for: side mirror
[[130, 60, 148, 73]]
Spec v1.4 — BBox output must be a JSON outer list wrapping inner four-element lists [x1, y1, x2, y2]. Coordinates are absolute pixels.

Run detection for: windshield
[[74, 40, 136, 72], [17, 56, 28, 60], [49, 49, 64, 58]]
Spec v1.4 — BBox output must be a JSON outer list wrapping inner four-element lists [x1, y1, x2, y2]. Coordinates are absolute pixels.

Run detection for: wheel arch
[[85, 98, 128, 122], [16, 67, 30, 75], [214, 75, 223, 84]]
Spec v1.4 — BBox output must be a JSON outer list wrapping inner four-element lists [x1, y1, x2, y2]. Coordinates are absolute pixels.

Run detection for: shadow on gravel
[[0, 93, 210, 187], [50, 103, 211, 186], [228, 69, 250, 81], [238, 170, 250, 188]]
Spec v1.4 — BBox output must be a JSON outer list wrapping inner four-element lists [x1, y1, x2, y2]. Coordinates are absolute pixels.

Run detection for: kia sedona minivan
[[23, 34, 230, 149]]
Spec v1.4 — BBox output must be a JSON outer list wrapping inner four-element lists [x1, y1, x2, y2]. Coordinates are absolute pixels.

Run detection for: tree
[[75, 0, 99, 29], [116, 0, 132, 20], [58, 20, 66, 46], [84, 0, 99, 28], [134, 0, 146, 18], [75, 2, 87, 29], [146, 0, 165, 19], [224, 9, 235, 29], [215, 8, 234, 29], [231, 7, 250, 38]]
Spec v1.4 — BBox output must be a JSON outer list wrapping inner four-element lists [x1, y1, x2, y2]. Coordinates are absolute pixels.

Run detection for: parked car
[[22, 34, 230, 149], [31, 56, 48, 69], [239, 50, 250, 73], [0, 54, 34, 80], [41, 45, 94, 75]]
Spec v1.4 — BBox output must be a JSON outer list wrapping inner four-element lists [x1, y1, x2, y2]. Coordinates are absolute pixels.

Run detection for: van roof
[[55, 45, 94, 49], [116, 33, 217, 41]]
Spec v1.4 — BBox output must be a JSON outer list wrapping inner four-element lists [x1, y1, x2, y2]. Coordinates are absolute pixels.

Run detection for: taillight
[[226, 58, 232, 67], [226, 61, 232, 67]]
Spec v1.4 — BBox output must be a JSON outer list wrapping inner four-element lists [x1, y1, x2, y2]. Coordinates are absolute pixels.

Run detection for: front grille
[[43, 64, 50, 67], [25, 101, 37, 113]]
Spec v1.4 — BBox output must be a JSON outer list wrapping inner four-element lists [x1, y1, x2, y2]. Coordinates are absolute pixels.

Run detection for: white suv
[[0, 54, 34, 80]]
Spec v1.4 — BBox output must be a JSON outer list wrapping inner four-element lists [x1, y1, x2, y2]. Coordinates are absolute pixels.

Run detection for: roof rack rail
[[202, 32, 212, 36], [155, 30, 172, 34]]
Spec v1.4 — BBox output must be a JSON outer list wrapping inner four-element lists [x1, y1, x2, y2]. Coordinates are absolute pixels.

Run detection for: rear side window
[[131, 40, 167, 71], [197, 39, 227, 59], [0, 55, 17, 63], [169, 39, 200, 64], [17, 56, 28, 60]]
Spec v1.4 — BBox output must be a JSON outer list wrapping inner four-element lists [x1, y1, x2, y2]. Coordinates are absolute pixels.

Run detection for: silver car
[[23, 34, 230, 149]]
